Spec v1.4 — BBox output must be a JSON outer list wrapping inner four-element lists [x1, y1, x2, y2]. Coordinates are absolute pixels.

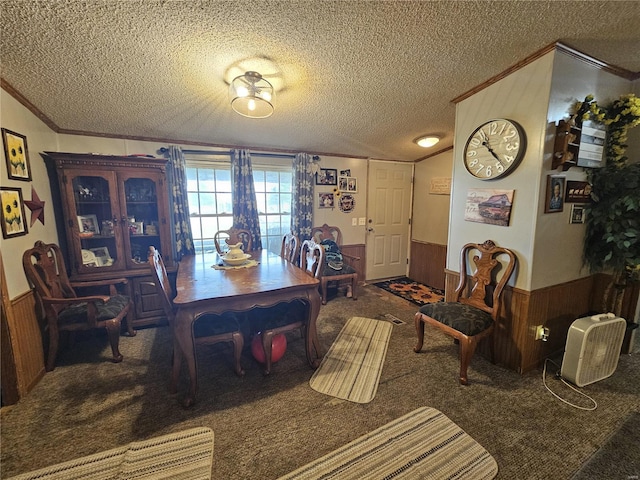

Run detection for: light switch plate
[[352, 217, 358, 226], [358, 217, 366, 226]]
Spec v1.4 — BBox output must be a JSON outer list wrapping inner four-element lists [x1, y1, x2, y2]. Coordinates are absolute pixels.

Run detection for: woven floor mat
[[278, 406, 498, 479], [309, 317, 392, 404]]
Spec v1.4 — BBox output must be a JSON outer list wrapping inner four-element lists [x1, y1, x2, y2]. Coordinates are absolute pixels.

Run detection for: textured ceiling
[[1, 1, 639, 161]]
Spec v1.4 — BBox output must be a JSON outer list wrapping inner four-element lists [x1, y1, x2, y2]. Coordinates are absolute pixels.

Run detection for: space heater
[[560, 313, 626, 387]]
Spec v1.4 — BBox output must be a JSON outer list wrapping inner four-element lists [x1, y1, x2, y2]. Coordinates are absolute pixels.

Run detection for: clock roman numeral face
[[463, 119, 526, 180]]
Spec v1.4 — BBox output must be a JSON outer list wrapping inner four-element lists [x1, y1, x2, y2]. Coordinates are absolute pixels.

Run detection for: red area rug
[[372, 276, 444, 306]]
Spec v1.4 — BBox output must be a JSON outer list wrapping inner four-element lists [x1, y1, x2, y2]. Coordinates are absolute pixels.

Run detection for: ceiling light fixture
[[415, 135, 441, 148], [229, 71, 274, 119]]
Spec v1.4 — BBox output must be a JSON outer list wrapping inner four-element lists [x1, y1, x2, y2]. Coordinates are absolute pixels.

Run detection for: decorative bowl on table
[[221, 253, 251, 266]]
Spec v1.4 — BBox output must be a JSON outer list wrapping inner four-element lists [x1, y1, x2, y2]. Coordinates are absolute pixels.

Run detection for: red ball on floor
[[251, 333, 287, 363]]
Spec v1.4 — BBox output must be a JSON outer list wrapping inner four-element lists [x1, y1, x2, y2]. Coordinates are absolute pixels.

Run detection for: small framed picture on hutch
[[77, 214, 100, 234], [1, 187, 28, 238], [1, 128, 32, 181]]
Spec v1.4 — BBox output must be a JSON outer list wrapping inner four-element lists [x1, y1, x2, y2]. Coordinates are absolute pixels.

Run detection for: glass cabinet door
[[66, 171, 123, 273], [121, 173, 166, 268]]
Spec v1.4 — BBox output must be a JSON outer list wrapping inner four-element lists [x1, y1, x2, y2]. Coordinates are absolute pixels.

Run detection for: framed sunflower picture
[[1, 187, 28, 238], [2, 128, 32, 181]]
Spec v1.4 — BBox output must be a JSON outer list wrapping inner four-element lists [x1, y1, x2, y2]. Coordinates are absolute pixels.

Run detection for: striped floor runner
[[309, 317, 392, 404], [278, 407, 498, 479]]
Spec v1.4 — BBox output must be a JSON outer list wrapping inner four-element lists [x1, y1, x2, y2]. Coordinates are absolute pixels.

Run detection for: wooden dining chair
[[22, 240, 134, 371], [310, 223, 359, 304], [254, 239, 324, 375], [280, 231, 299, 264], [214, 227, 252, 255], [414, 240, 516, 385], [148, 246, 245, 386]]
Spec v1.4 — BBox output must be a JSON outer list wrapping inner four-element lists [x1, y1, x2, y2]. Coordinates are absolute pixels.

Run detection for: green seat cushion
[[419, 302, 493, 336], [58, 295, 130, 325]]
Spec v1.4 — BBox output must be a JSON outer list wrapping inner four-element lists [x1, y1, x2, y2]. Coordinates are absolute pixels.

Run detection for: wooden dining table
[[172, 249, 322, 407]]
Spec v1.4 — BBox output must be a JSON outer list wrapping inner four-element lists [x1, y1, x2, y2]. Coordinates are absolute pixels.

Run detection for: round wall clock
[[463, 119, 526, 180]]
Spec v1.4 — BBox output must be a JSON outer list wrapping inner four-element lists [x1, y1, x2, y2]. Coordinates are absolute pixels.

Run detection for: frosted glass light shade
[[416, 135, 440, 148], [229, 71, 275, 119]]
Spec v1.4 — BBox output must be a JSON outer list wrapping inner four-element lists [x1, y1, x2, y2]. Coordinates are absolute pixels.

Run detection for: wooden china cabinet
[[42, 152, 175, 327]]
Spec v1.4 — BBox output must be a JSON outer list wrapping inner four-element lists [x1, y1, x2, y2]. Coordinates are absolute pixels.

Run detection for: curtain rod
[[158, 147, 296, 159]]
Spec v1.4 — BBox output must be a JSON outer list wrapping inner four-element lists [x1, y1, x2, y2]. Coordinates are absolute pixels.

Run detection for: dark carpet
[[571, 410, 640, 479], [372, 276, 444, 306], [1, 285, 639, 480]]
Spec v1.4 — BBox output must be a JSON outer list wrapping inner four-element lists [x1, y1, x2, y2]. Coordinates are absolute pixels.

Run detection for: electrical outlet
[[535, 325, 550, 341], [352, 217, 358, 226]]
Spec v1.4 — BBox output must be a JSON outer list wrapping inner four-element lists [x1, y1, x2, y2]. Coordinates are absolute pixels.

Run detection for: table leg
[[305, 288, 323, 368], [174, 309, 198, 407]]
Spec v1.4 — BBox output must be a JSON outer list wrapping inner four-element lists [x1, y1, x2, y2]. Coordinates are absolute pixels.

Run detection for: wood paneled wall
[[443, 271, 626, 374], [409, 241, 447, 290], [1, 251, 44, 406]]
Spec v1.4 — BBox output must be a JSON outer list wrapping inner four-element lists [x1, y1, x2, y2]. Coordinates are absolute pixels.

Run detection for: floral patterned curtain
[[291, 153, 314, 242], [231, 149, 263, 249], [167, 146, 195, 259]]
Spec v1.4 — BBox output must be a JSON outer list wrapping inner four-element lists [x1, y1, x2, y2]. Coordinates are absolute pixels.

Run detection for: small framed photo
[[340, 169, 351, 177], [339, 176, 357, 192], [77, 214, 100, 234], [129, 221, 144, 235], [2, 128, 31, 181], [0, 187, 28, 238], [570, 204, 586, 224], [89, 247, 112, 266], [545, 175, 565, 213], [318, 192, 335, 209], [315, 168, 337, 185]]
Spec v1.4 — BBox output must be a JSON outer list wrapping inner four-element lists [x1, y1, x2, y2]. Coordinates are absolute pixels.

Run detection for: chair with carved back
[[22, 240, 134, 371], [280, 231, 300, 264], [310, 223, 359, 304], [148, 247, 245, 387], [414, 240, 516, 385], [214, 227, 253, 255], [254, 239, 324, 375]]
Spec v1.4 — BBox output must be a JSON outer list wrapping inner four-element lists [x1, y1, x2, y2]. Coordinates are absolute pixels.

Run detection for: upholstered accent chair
[[148, 246, 245, 385], [414, 240, 516, 385], [22, 240, 134, 371], [310, 223, 360, 305]]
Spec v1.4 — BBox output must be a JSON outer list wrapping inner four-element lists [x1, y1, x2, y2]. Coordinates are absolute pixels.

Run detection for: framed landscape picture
[[1, 187, 28, 238], [2, 128, 32, 181]]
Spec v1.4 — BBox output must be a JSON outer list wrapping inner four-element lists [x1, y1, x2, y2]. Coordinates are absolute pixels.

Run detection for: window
[[186, 153, 293, 255]]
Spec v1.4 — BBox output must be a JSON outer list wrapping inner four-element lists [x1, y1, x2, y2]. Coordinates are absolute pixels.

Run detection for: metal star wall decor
[[24, 186, 45, 227]]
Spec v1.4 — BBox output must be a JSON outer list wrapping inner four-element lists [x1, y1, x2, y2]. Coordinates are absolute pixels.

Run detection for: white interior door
[[365, 161, 413, 281]]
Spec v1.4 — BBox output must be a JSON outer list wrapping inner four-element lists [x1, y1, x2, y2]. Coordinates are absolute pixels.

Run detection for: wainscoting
[[1, 288, 44, 405], [444, 271, 639, 374], [408, 241, 447, 291]]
